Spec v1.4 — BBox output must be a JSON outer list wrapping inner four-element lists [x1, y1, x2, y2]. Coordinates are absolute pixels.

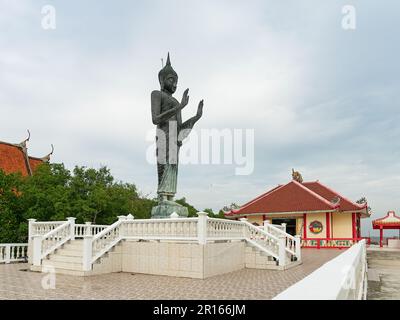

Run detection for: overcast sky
[[1, 0, 399, 236]]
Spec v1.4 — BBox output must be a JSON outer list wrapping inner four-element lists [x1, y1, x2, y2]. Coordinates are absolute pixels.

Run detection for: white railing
[[273, 239, 367, 300], [124, 217, 199, 240], [84, 216, 201, 271], [259, 223, 286, 232], [263, 223, 299, 258], [30, 221, 65, 235], [40, 221, 73, 259], [31, 217, 76, 266], [74, 224, 108, 238], [242, 220, 280, 260], [30, 212, 301, 272], [0, 244, 28, 263], [206, 218, 244, 240], [89, 219, 123, 267]]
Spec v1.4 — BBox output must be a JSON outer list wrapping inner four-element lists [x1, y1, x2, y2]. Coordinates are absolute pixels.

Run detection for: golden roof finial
[[292, 168, 303, 183]]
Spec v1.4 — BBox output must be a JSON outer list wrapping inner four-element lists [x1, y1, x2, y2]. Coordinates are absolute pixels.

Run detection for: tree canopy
[[0, 163, 226, 243]]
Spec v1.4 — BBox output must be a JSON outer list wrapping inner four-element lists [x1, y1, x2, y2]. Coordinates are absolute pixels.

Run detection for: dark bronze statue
[[151, 53, 203, 218]]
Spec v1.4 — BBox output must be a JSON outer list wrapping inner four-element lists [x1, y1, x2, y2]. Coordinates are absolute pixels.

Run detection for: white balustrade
[[40, 221, 72, 259], [206, 218, 245, 240], [263, 222, 299, 258], [74, 224, 108, 238], [273, 240, 367, 300], [91, 220, 123, 263], [0, 244, 28, 263], [27, 213, 300, 271], [123, 218, 199, 240], [241, 219, 280, 259], [30, 221, 65, 236]]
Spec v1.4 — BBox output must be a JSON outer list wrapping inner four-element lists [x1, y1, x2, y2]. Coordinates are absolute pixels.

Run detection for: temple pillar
[[352, 213, 356, 240], [326, 212, 330, 239], [380, 227, 383, 248]]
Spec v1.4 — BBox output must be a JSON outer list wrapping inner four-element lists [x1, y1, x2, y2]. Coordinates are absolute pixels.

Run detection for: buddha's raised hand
[[196, 100, 204, 118], [180, 88, 189, 108]]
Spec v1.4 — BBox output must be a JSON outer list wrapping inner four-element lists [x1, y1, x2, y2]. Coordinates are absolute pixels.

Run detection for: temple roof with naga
[[0, 131, 53, 176], [225, 170, 369, 218]]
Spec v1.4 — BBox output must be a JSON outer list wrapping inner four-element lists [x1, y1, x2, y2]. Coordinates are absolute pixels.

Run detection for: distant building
[[225, 171, 370, 248], [0, 132, 53, 176], [372, 211, 400, 248]]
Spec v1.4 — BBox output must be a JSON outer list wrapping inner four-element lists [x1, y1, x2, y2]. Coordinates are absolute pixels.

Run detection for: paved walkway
[[0, 249, 342, 300], [367, 247, 400, 300]]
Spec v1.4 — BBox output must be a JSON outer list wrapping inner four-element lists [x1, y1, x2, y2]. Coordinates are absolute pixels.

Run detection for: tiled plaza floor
[[0, 249, 343, 300]]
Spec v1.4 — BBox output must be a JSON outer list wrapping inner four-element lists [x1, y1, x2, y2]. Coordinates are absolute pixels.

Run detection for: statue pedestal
[[151, 200, 188, 218]]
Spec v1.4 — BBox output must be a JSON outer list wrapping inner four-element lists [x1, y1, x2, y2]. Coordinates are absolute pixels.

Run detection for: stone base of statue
[[151, 199, 188, 218]]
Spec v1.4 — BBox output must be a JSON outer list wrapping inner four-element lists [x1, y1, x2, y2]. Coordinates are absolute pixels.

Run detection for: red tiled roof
[[29, 157, 44, 172], [225, 179, 368, 217], [0, 137, 50, 176], [372, 211, 400, 227], [226, 180, 338, 216], [0, 143, 30, 176], [302, 181, 366, 212]]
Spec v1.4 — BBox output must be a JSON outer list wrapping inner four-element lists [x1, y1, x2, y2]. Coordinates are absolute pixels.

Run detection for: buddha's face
[[162, 75, 178, 94]]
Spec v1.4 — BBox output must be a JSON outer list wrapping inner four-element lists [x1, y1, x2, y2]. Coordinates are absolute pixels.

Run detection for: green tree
[[175, 197, 198, 217], [0, 170, 24, 242], [356, 197, 372, 214], [0, 163, 202, 242]]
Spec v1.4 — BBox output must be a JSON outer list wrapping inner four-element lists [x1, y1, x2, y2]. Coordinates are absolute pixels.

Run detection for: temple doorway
[[272, 218, 297, 236]]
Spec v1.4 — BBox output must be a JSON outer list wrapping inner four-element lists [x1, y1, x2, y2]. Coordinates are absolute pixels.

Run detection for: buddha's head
[[158, 53, 178, 94]]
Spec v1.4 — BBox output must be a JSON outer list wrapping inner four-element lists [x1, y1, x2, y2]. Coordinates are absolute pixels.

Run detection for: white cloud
[[1, 1, 399, 237]]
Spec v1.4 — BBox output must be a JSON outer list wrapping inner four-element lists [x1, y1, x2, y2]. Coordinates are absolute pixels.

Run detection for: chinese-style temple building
[[372, 211, 400, 248], [225, 170, 370, 248], [0, 132, 53, 176]]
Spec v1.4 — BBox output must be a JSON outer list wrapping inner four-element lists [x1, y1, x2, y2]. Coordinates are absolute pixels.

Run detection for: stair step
[[42, 259, 83, 271], [63, 242, 83, 249], [55, 249, 83, 257], [41, 267, 88, 276], [47, 255, 83, 263]]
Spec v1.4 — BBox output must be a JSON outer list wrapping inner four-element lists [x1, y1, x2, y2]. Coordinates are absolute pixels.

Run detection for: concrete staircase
[[31, 239, 121, 276], [30, 240, 86, 276], [245, 243, 301, 270]]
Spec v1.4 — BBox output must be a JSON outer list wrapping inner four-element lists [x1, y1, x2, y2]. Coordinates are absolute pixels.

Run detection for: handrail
[[42, 221, 69, 239], [92, 220, 122, 241], [263, 223, 298, 256], [273, 240, 367, 300], [74, 224, 108, 237], [207, 217, 244, 225], [33, 221, 66, 225], [242, 220, 279, 241], [265, 223, 296, 241], [41, 220, 72, 258], [31, 215, 301, 271], [0, 244, 28, 263], [91, 220, 123, 264], [123, 217, 198, 223], [207, 218, 246, 240], [31, 221, 65, 236], [242, 220, 280, 259]]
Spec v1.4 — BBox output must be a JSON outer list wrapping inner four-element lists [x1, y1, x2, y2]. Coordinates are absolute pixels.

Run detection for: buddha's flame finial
[[158, 52, 177, 87], [166, 52, 171, 66]]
